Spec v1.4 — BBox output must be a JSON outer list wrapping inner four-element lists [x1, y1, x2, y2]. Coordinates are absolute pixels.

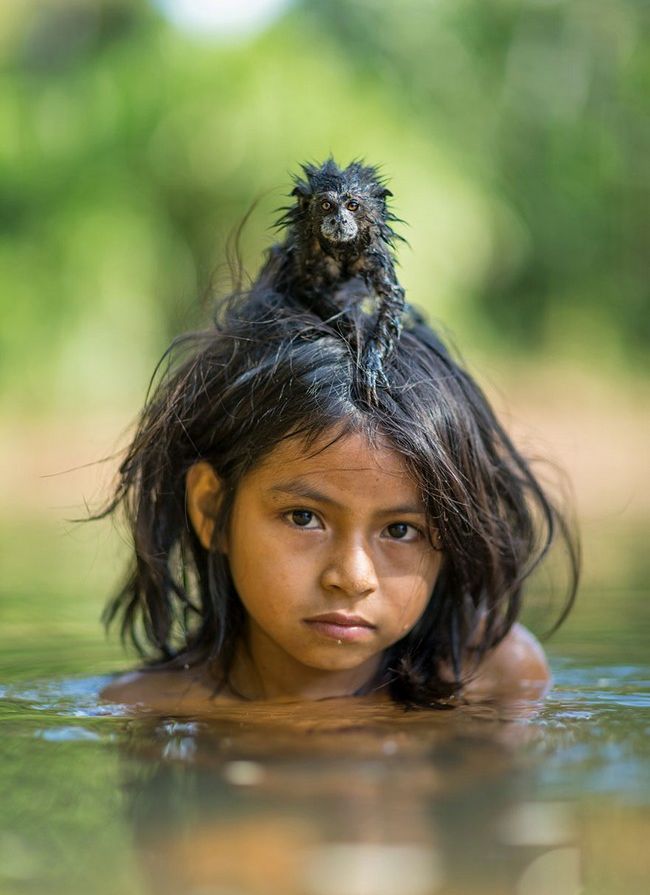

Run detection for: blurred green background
[[1, 0, 648, 674]]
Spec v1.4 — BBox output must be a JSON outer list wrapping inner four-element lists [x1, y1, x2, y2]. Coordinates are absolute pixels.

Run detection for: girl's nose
[[320, 539, 379, 598]]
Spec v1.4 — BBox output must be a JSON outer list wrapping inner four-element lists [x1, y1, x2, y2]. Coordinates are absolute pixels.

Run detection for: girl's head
[[187, 427, 443, 698], [104, 289, 578, 705]]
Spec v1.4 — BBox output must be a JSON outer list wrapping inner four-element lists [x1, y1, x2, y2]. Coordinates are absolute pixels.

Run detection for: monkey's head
[[281, 158, 398, 249]]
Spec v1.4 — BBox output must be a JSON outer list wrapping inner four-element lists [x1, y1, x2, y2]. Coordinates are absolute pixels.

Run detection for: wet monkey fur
[[254, 159, 408, 393]]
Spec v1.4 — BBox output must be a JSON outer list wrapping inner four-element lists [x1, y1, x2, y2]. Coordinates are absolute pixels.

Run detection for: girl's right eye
[[321, 200, 331, 211], [286, 510, 320, 528]]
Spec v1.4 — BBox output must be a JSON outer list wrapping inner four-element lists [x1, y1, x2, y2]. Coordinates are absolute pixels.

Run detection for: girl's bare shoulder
[[100, 666, 234, 713], [463, 623, 551, 699]]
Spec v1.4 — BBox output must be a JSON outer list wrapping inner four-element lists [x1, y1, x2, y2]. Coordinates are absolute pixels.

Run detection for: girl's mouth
[[304, 613, 376, 643]]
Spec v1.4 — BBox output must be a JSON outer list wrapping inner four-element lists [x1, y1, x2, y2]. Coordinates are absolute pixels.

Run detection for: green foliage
[[1, 0, 647, 413], [305, 0, 649, 353]]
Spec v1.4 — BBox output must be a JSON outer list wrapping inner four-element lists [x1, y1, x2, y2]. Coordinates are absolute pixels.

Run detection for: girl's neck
[[224, 637, 387, 702]]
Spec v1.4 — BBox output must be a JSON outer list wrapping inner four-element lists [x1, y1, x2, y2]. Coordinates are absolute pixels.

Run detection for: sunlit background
[[1, 0, 648, 663]]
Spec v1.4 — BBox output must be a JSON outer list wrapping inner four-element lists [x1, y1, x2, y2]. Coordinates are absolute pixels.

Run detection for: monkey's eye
[[346, 200, 360, 211], [321, 200, 332, 211]]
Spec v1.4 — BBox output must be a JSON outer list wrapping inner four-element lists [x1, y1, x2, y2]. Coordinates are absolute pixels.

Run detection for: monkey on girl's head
[[253, 158, 407, 395]]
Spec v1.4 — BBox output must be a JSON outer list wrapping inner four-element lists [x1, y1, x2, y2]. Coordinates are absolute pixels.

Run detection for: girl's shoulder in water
[[100, 665, 233, 714], [459, 623, 551, 700], [99, 623, 550, 712]]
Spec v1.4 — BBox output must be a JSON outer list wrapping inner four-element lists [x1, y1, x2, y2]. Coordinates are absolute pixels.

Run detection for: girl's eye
[[321, 200, 331, 211], [385, 522, 419, 541], [287, 510, 319, 528], [346, 200, 359, 211]]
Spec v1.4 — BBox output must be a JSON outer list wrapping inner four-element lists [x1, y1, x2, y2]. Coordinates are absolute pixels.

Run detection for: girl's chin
[[296, 648, 382, 675]]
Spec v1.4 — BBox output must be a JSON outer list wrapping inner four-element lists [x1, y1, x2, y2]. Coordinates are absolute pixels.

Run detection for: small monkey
[[254, 158, 407, 392]]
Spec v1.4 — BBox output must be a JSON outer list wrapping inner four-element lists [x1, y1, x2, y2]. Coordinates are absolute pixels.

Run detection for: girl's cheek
[[384, 543, 437, 575]]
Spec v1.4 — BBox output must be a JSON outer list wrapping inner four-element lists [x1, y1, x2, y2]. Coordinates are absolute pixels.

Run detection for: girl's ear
[[185, 461, 226, 552]]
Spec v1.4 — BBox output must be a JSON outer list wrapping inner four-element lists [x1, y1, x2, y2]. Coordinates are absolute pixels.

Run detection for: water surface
[[1, 588, 648, 895]]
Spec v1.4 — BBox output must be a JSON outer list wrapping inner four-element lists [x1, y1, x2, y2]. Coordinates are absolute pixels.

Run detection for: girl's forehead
[[254, 428, 415, 486]]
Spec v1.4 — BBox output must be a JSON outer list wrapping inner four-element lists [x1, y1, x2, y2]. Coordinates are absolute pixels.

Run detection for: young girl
[[100, 202, 578, 712]]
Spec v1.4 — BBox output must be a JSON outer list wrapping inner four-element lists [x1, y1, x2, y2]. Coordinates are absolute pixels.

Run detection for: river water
[[0, 587, 648, 895]]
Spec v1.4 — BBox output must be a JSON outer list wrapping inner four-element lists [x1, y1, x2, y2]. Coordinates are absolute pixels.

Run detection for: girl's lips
[[305, 612, 374, 627], [304, 619, 376, 643]]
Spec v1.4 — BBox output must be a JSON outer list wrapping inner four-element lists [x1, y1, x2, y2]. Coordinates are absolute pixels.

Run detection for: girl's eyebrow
[[268, 481, 425, 516]]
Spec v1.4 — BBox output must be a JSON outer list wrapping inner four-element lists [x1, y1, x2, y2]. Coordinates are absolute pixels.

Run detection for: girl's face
[[221, 428, 443, 698]]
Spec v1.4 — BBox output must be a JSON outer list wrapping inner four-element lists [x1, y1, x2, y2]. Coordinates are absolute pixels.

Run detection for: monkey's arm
[[362, 251, 406, 392]]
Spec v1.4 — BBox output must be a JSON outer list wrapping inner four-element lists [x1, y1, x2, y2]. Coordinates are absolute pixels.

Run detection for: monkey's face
[[316, 193, 363, 245], [288, 161, 393, 250]]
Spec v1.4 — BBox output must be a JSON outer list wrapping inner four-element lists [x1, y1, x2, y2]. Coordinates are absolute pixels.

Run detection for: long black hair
[[99, 282, 579, 706]]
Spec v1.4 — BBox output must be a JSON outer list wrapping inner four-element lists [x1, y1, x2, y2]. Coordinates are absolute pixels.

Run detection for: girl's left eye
[[346, 200, 359, 211], [385, 522, 420, 541], [286, 510, 320, 528]]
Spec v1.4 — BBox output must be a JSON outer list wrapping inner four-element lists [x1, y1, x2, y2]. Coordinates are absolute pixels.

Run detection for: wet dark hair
[[100, 285, 579, 707]]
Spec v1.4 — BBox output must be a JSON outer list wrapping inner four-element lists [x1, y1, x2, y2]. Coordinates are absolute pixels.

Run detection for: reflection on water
[[0, 659, 649, 895]]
